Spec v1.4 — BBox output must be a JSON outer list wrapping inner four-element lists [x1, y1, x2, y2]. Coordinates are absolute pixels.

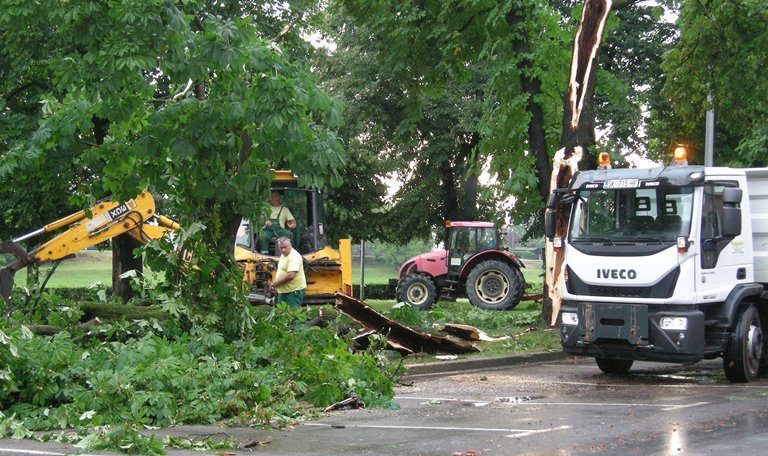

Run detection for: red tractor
[[393, 221, 526, 310]]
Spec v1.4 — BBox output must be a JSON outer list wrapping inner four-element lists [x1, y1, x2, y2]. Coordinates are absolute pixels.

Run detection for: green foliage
[[0, 304, 396, 451], [0, 0, 346, 335], [660, 0, 768, 166]]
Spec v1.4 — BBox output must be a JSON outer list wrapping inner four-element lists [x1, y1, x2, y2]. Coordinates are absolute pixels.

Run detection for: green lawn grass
[[26, 250, 113, 288], [361, 298, 559, 362]]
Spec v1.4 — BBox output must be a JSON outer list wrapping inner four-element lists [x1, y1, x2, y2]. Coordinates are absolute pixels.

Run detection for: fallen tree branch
[[26, 318, 102, 336], [334, 293, 478, 355], [322, 395, 363, 413], [80, 302, 166, 321]]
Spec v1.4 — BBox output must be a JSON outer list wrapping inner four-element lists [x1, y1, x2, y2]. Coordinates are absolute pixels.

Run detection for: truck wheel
[[466, 260, 524, 311], [595, 357, 634, 375], [396, 273, 437, 310], [723, 304, 765, 383]]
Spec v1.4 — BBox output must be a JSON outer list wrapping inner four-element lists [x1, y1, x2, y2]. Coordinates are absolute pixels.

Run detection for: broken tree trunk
[[352, 329, 414, 356], [334, 293, 478, 355], [433, 323, 481, 341], [544, 0, 614, 326]]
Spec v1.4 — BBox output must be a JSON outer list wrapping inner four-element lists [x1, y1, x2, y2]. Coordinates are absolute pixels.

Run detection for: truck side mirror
[[721, 187, 743, 238], [546, 193, 560, 210], [723, 187, 742, 204], [545, 210, 556, 239]]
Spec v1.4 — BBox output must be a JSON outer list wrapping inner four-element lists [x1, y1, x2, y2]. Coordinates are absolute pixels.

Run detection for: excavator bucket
[[0, 268, 14, 305]]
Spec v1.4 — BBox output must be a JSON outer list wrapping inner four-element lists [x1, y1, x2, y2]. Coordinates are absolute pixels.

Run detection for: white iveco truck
[[545, 151, 768, 382]]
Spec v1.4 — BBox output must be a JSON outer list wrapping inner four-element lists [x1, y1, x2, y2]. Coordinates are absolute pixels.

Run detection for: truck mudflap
[[560, 303, 706, 363]]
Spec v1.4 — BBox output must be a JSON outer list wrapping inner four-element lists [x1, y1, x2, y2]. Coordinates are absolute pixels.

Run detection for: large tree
[[0, 0, 344, 333], [658, 0, 768, 166]]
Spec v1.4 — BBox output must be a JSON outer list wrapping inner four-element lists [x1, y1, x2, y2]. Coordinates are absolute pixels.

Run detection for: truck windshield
[[569, 185, 694, 243]]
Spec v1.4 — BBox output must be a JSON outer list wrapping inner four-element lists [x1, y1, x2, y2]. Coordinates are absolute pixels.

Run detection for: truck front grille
[[566, 266, 679, 299]]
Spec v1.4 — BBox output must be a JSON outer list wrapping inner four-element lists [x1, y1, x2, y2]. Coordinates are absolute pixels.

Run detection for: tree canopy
[[0, 0, 345, 333]]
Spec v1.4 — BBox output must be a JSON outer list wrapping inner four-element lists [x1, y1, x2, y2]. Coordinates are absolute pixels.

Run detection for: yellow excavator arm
[[0, 192, 178, 303]]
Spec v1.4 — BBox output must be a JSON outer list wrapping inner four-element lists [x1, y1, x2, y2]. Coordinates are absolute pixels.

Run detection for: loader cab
[[235, 171, 329, 256], [446, 222, 500, 272]]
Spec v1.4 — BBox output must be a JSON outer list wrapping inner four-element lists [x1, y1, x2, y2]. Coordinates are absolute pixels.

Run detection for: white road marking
[[522, 379, 768, 389], [395, 396, 709, 410], [0, 450, 100, 456], [661, 401, 711, 411], [506, 426, 573, 439], [304, 422, 572, 435]]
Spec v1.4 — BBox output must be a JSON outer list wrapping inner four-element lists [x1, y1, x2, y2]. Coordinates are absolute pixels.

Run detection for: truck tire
[[466, 260, 524, 310], [595, 357, 634, 375], [723, 304, 765, 382], [396, 273, 437, 310]]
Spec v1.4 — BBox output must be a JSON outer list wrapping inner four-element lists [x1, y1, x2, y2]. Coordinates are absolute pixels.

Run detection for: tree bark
[[543, 0, 613, 325], [458, 132, 481, 221], [112, 234, 143, 302], [505, 9, 551, 206]]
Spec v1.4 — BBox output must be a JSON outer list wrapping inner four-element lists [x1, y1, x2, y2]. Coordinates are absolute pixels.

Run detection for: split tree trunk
[[543, 0, 613, 325]]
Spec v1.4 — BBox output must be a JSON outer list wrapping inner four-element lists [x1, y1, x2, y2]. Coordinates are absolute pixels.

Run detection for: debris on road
[[241, 438, 273, 449], [334, 293, 479, 355], [323, 395, 364, 412]]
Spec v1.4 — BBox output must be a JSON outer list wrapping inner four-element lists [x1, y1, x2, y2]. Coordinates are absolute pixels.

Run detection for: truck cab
[[548, 155, 767, 382]]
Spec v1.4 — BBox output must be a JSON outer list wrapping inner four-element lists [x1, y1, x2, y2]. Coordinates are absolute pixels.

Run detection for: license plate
[[604, 178, 639, 189]]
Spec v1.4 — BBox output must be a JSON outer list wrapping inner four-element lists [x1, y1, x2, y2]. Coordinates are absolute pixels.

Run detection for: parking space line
[[304, 422, 573, 435], [395, 396, 709, 410]]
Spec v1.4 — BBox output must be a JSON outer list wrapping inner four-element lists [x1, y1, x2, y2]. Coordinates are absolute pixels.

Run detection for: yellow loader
[[0, 171, 351, 306]]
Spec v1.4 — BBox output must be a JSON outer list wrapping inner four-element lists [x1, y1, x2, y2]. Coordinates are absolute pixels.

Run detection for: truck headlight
[[561, 312, 578, 326], [660, 317, 688, 331]]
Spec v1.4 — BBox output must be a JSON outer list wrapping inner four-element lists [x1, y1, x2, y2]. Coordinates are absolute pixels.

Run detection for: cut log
[[433, 323, 481, 341], [334, 293, 478, 355]]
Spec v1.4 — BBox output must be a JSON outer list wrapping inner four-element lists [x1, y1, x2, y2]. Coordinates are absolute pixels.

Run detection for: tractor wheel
[[723, 304, 765, 383], [466, 260, 524, 311], [396, 273, 437, 310]]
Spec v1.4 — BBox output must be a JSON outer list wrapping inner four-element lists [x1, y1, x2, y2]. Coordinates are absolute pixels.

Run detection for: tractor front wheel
[[466, 260, 524, 311], [396, 273, 437, 310]]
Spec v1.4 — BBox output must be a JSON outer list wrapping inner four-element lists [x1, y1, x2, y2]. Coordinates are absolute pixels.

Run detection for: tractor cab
[[445, 221, 500, 273], [394, 220, 525, 311]]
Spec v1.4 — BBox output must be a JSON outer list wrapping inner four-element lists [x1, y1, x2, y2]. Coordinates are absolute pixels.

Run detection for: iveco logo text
[[597, 269, 637, 279]]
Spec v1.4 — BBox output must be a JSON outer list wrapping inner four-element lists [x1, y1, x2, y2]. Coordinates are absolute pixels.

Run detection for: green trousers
[[277, 288, 305, 308], [259, 220, 291, 254]]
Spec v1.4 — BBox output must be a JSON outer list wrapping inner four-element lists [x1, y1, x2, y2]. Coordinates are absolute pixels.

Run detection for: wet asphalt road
[[1, 356, 767, 455]]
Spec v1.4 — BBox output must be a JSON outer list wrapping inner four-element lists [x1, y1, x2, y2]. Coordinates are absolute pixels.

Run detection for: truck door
[[695, 180, 750, 301]]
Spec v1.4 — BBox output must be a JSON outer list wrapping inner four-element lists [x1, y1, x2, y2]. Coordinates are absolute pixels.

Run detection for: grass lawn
[[361, 298, 559, 362], [25, 250, 113, 288]]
